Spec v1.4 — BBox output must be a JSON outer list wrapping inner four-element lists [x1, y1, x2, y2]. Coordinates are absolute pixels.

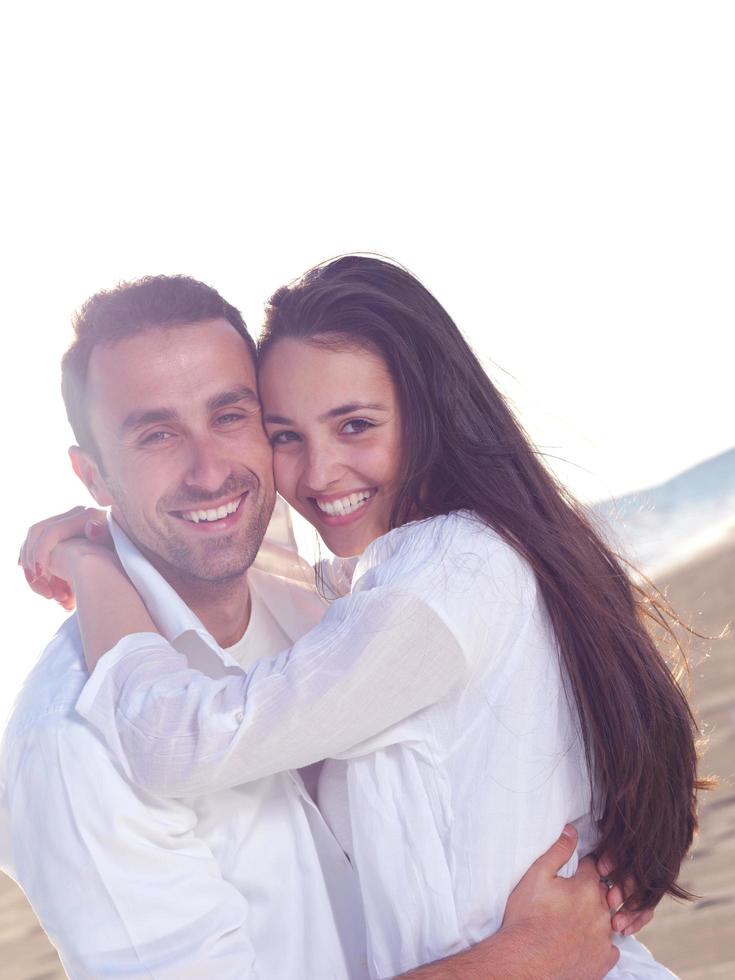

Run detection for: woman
[[24, 256, 700, 977]]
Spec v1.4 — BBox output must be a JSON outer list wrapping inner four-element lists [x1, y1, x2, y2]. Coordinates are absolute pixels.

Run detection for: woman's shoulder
[[354, 511, 533, 592], [369, 510, 521, 560]]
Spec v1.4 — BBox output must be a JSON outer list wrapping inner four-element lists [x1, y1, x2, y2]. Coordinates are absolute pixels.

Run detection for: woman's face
[[259, 337, 403, 557]]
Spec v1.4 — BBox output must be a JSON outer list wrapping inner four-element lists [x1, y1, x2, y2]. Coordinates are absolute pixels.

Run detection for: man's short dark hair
[[62, 275, 256, 460]]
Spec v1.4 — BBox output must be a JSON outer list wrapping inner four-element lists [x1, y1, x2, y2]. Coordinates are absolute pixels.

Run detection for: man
[[3, 275, 622, 977]]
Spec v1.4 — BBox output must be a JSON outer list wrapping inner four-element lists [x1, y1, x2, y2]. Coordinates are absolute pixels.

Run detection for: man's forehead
[[86, 319, 259, 420]]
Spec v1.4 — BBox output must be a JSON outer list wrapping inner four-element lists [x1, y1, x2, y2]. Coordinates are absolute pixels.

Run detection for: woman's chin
[[321, 533, 367, 559], [318, 522, 381, 560]]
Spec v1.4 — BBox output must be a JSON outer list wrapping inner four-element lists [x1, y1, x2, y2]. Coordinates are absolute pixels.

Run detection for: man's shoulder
[[3, 615, 88, 744], [0, 615, 142, 826]]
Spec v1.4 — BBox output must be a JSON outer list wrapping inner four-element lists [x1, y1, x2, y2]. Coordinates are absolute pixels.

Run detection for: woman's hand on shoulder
[[18, 506, 113, 610]]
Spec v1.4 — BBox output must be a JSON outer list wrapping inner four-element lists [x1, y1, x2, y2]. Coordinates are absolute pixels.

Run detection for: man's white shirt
[[0, 516, 368, 979]]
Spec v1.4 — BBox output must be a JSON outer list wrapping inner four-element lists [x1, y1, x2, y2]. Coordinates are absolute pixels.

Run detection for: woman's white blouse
[[76, 511, 674, 979]]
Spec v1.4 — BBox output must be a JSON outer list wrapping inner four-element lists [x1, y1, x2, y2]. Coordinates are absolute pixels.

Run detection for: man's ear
[[69, 446, 114, 507]]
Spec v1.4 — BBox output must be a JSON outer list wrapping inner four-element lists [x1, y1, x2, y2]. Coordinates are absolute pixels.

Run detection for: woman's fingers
[[19, 506, 105, 587], [85, 520, 114, 547], [29, 508, 90, 577], [50, 575, 76, 610], [23, 566, 56, 601], [22, 563, 74, 607]]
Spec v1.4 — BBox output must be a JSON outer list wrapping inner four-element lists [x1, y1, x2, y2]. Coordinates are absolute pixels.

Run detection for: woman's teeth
[[181, 496, 242, 524], [316, 491, 373, 517]]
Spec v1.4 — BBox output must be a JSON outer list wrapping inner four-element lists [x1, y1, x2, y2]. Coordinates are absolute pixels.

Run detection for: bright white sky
[[1, 1, 733, 722]]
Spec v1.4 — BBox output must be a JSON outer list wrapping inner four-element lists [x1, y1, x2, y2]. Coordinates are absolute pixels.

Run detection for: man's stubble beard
[[107, 472, 276, 600]]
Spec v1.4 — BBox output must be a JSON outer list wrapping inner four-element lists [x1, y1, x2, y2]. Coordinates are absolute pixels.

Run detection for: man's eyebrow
[[264, 402, 388, 426], [120, 387, 260, 435], [206, 386, 260, 413], [119, 407, 179, 434]]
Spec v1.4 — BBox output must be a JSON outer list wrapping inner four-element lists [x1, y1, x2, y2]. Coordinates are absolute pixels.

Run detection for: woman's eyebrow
[[318, 402, 388, 421], [263, 412, 293, 425], [264, 402, 388, 426]]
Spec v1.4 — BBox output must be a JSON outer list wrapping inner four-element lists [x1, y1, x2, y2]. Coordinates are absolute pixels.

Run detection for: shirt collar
[[107, 498, 317, 667], [108, 518, 240, 665]]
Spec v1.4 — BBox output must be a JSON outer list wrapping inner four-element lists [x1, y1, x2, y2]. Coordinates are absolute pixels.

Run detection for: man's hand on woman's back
[[400, 825, 621, 979]]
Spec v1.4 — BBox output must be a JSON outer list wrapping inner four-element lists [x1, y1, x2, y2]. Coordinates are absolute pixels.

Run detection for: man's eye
[[142, 431, 173, 445], [216, 412, 247, 425], [270, 430, 300, 446], [341, 419, 373, 435]]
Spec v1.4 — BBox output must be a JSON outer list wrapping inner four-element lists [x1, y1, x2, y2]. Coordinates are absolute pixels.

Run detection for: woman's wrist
[[57, 542, 122, 591]]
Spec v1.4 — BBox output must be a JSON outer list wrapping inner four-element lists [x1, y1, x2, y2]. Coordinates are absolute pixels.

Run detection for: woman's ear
[[69, 446, 114, 507]]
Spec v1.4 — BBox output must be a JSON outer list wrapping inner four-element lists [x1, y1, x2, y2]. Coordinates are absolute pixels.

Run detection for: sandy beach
[[1, 535, 733, 980]]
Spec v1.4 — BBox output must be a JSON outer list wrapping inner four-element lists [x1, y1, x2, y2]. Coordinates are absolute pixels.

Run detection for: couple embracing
[[5, 256, 699, 977]]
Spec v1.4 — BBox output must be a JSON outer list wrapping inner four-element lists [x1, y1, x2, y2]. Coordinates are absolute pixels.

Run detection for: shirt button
[[235, 711, 244, 723]]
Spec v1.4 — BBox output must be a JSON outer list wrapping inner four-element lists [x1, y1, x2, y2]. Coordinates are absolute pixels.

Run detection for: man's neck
[[110, 518, 254, 648], [176, 574, 252, 648], [144, 556, 252, 647]]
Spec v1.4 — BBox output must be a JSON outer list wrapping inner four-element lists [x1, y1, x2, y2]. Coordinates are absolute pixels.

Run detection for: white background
[[0, 1, 733, 723]]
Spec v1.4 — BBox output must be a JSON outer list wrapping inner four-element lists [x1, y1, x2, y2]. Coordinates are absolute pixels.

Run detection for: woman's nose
[[302, 443, 346, 492]]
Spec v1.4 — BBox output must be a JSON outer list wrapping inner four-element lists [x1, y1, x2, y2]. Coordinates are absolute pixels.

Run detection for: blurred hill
[[594, 447, 735, 574]]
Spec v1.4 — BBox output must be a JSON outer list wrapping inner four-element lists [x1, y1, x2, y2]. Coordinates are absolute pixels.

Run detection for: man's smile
[[176, 492, 246, 525]]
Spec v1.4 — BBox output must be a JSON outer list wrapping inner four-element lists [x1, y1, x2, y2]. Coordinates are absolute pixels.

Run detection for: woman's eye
[[270, 430, 301, 446], [342, 418, 373, 435]]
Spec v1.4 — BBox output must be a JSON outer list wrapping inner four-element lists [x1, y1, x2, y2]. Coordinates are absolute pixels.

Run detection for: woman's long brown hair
[[260, 254, 705, 908]]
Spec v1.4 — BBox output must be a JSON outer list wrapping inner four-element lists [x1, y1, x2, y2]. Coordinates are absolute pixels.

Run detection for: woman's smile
[[310, 487, 377, 521]]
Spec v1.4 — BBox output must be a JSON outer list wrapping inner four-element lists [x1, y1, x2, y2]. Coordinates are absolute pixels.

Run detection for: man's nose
[[184, 437, 232, 494]]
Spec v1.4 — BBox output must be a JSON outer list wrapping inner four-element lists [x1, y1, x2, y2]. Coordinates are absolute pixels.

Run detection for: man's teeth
[[316, 491, 373, 517], [181, 496, 242, 524]]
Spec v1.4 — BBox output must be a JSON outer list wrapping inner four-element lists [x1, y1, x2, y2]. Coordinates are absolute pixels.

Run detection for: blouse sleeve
[[75, 573, 468, 797], [75, 515, 528, 798]]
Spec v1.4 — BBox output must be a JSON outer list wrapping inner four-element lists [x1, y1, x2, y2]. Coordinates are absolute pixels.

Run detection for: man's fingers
[[614, 907, 654, 936], [607, 883, 625, 913], [576, 855, 602, 880], [573, 856, 613, 911], [607, 946, 621, 972], [596, 853, 614, 879], [620, 875, 638, 902], [534, 824, 578, 876]]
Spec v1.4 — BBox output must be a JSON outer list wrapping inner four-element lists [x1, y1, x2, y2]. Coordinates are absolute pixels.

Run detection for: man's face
[[80, 319, 275, 592]]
